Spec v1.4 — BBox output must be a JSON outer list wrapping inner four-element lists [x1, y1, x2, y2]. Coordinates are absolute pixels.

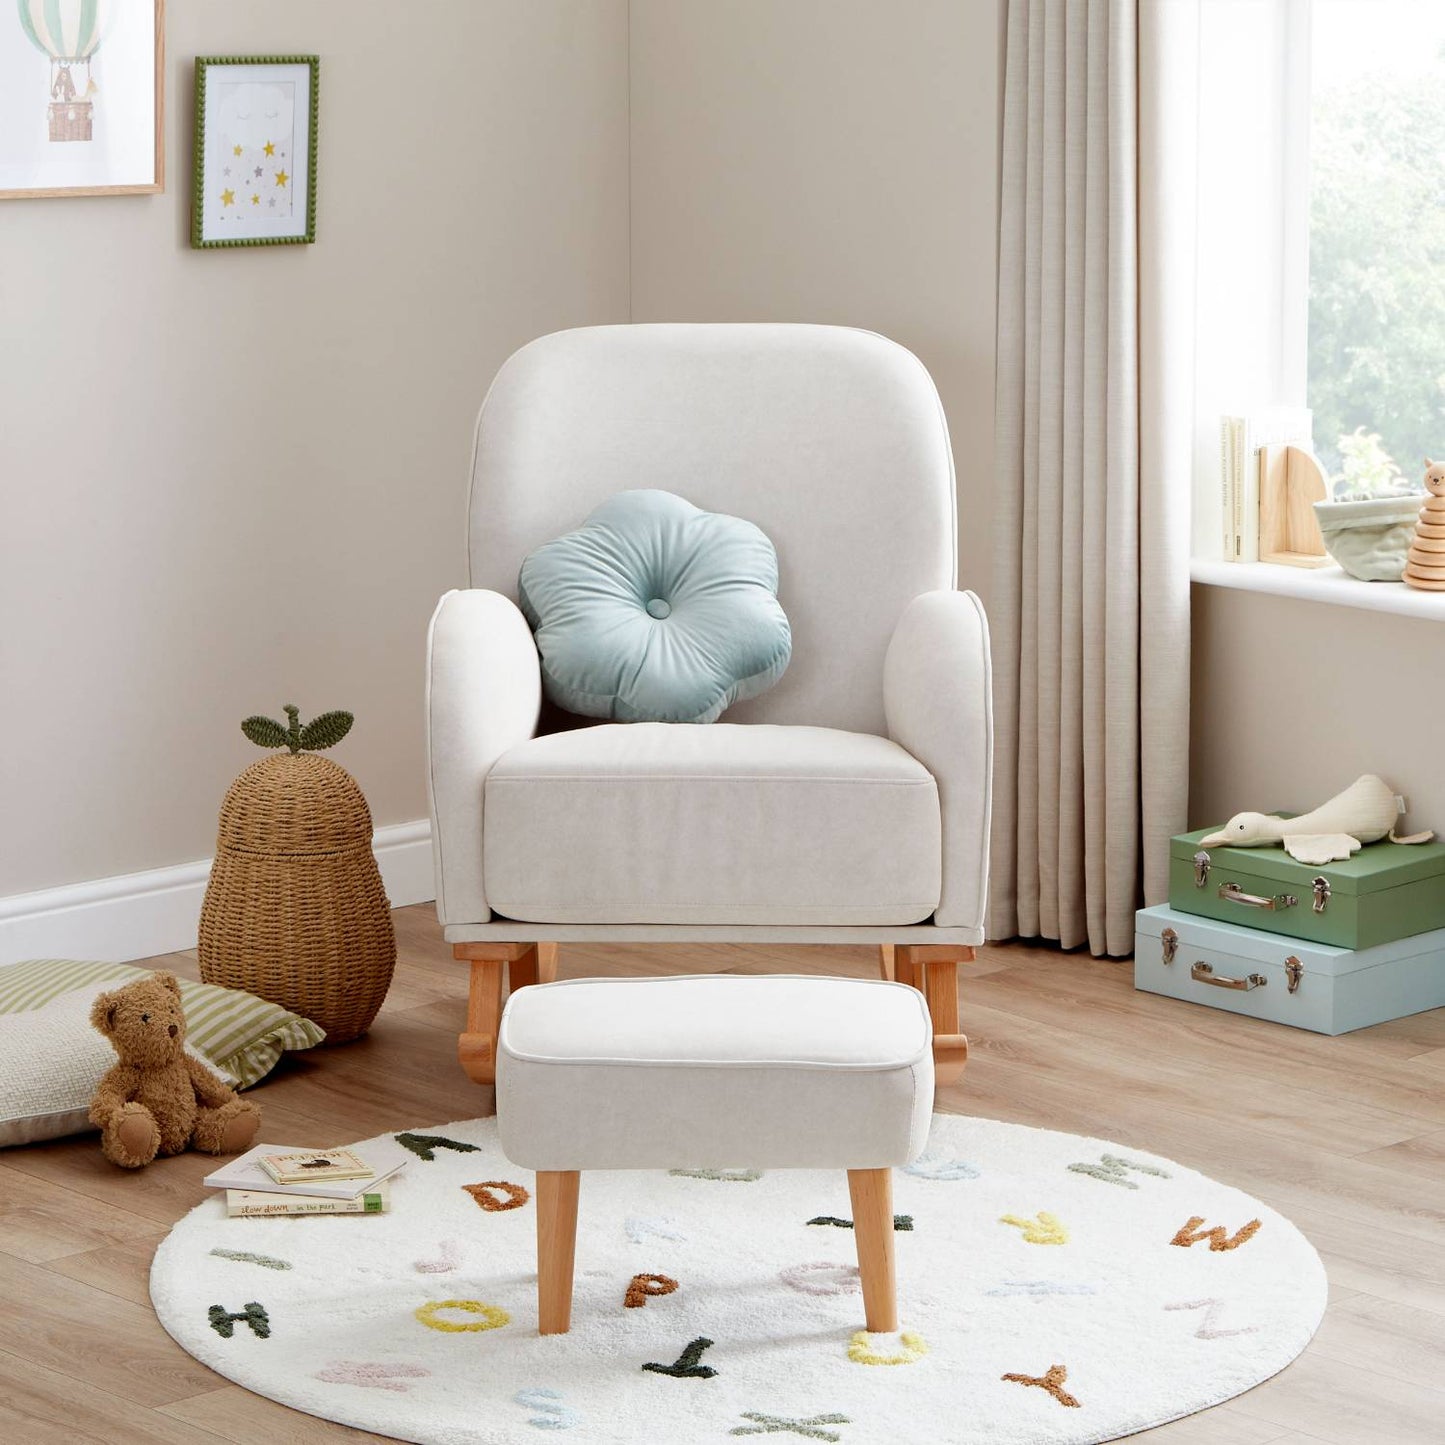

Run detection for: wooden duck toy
[[1199, 773, 1432, 865], [1403, 459, 1445, 591]]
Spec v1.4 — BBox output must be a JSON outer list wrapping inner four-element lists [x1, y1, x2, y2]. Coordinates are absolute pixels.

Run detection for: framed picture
[[0, 0, 165, 199], [192, 55, 318, 249]]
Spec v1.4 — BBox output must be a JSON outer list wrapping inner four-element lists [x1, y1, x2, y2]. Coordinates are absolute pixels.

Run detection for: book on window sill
[[204, 1138, 409, 1200], [1220, 407, 1314, 561], [226, 1182, 391, 1217]]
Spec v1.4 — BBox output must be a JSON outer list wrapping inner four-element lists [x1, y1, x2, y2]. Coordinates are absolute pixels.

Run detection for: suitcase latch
[[1284, 956, 1303, 994], [1160, 927, 1178, 965], [1311, 876, 1330, 914], [1193, 850, 1211, 887]]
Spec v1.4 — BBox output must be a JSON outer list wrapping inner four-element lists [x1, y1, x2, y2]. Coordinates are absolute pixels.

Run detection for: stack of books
[[1219, 407, 1314, 561], [204, 1141, 409, 1217]]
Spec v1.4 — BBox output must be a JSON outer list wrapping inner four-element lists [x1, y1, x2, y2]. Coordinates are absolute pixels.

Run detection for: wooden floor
[[2, 905, 1442, 1444]]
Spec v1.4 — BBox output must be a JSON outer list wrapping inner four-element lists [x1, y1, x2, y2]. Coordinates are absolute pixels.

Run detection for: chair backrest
[[467, 323, 956, 734]]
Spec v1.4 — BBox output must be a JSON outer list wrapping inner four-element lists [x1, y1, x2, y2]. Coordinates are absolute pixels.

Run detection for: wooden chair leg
[[895, 945, 971, 1086], [893, 946, 922, 991], [453, 942, 532, 1085], [508, 944, 541, 994], [877, 944, 896, 981], [537, 942, 559, 984], [848, 1167, 898, 1333], [536, 1170, 580, 1335]]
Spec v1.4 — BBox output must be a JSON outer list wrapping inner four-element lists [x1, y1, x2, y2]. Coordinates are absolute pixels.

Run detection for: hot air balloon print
[[15, 0, 111, 143]]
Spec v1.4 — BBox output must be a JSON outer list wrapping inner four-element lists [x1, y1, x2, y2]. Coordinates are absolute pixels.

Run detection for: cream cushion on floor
[[496, 975, 934, 1171], [482, 723, 942, 925]]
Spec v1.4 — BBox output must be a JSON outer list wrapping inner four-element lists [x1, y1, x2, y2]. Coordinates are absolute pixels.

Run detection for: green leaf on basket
[[241, 715, 289, 749], [299, 711, 354, 751]]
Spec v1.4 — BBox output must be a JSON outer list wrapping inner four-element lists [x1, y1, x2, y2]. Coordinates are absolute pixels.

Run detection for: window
[[1307, 0, 1445, 495], [1191, 0, 1445, 575]]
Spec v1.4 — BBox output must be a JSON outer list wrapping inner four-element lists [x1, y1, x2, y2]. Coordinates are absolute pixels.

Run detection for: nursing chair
[[426, 323, 991, 1086]]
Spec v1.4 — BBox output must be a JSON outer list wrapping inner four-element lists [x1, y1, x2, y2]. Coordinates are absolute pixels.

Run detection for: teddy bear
[[88, 971, 261, 1168]]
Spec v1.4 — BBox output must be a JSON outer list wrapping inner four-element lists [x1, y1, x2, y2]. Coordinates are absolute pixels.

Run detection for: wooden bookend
[[1259, 445, 1330, 568]]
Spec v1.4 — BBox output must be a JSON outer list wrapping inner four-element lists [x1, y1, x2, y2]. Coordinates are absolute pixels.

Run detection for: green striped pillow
[[0, 959, 325, 1089]]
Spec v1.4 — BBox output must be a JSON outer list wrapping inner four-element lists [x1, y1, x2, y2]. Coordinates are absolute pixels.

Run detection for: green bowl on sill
[[1312, 496, 1420, 581]]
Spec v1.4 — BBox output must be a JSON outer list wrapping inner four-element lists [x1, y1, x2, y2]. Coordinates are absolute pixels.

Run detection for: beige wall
[[2, 0, 1001, 900], [1190, 586, 1441, 833], [628, 0, 1001, 593], [0, 1, 630, 895]]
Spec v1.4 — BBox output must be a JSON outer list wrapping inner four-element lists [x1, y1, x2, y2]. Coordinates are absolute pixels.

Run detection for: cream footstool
[[495, 973, 935, 1335]]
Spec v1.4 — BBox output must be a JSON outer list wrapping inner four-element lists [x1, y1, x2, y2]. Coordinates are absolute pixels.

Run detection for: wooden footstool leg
[[536, 1169, 581, 1335], [896, 945, 971, 1087], [848, 1167, 898, 1333]]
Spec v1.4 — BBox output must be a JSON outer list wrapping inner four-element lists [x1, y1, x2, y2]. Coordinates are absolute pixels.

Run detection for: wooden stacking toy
[[1403, 459, 1445, 591]]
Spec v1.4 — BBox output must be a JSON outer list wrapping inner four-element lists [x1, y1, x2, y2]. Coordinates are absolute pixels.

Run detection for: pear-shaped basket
[[198, 709, 395, 1044]]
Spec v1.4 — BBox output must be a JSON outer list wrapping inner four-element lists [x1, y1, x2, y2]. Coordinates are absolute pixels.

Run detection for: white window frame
[[1280, 0, 1312, 410], [1189, 0, 1445, 618]]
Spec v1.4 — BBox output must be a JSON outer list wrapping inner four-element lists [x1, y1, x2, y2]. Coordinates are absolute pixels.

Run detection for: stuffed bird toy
[[1199, 774, 1432, 865]]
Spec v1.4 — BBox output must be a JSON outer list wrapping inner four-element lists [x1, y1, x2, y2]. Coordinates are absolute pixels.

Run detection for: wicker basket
[[198, 753, 395, 1044]]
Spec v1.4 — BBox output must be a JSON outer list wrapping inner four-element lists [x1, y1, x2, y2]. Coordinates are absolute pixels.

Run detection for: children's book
[[258, 1147, 372, 1185], [205, 1138, 408, 1200], [226, 1182, 390, 1217]]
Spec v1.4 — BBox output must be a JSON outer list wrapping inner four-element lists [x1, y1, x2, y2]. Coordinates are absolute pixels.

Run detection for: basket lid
[[216, 754, 374, 855]]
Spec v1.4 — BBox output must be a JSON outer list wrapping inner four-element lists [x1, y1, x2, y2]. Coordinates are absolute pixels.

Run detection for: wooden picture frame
[[192, 55, 319, 249], [0, 0, 165, 200]]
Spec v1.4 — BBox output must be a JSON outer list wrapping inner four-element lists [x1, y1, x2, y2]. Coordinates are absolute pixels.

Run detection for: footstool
[[495, 973, 934, 1335]]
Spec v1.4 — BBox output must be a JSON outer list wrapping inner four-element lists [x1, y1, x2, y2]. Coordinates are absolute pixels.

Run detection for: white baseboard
[[0, 820, 435, 967]]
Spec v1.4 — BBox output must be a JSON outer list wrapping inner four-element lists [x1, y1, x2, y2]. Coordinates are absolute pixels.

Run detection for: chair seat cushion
[[483, 723, 942, 925], [496, 975, 934, 1170], [517, 489, 792, 724]]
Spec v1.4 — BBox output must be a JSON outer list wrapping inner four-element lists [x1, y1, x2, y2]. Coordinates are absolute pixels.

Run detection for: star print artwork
[[209, 78, 295, 226], [193, 57, 316, 248]]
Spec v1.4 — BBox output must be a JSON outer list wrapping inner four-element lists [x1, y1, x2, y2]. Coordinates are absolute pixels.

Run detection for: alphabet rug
[[150, 1113, 1326, 1444]]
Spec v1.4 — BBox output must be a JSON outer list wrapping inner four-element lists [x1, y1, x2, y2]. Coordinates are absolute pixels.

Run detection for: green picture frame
[[192, 54, 318, 249]]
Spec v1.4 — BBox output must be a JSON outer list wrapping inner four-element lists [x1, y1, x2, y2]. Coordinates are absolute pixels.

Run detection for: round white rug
[[150, 1114, 1325, 1445]]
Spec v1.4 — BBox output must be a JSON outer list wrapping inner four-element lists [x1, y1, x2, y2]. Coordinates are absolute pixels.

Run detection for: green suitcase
[[1169, 825, 1445, 950]]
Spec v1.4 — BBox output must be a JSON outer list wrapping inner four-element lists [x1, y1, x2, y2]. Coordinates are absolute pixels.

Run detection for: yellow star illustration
[[251, 194, 260, 206], [263, 141, 275, 157], [220, 188, 235, 207], [274, 169, 289, 188], [232, 144, 243, 157]]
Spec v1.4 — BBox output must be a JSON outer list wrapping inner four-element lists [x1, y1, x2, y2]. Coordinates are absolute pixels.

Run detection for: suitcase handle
[[1218, 881, 1297, 911], [1191, 961, 1267, 991]]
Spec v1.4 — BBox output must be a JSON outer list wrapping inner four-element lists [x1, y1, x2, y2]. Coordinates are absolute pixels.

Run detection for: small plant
[[1331, 426, 1415, 500], [241, 703, 354, 755]]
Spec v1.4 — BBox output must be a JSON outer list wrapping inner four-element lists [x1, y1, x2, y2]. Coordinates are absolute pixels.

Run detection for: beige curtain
[[990, 0, 1193, 956]]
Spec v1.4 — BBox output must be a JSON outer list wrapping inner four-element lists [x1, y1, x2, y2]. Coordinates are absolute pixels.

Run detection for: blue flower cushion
[[518, 490, 792, 724]]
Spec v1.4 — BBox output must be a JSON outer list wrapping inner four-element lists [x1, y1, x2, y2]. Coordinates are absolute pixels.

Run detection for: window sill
[[1190, 557, 1445, 621]]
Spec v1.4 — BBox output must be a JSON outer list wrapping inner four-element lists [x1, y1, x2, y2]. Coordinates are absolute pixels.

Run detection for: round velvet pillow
[[517, 490, 792, 724]]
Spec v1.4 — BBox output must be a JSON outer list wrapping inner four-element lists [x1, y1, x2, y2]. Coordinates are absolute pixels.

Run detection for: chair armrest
[[883, 590, 993, 934], [426, 589, 541, 925]]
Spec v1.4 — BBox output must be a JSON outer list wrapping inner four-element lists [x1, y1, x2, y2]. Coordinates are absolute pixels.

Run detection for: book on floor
[[204, 1138, 409, 1200], [226, 1182, 391, 1217], [257, 1147, 373, 1185]]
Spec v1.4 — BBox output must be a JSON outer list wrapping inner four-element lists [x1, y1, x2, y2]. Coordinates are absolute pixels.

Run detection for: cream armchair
[[427, 324, 991, 1085]]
